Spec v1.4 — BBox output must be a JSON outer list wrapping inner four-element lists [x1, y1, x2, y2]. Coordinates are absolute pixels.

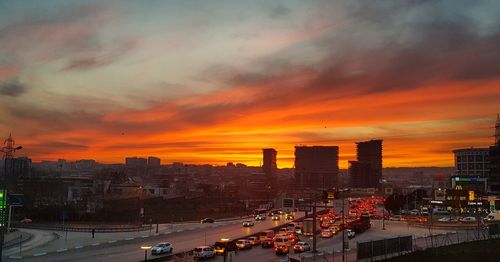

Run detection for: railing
[[11, 222, 152, 232]]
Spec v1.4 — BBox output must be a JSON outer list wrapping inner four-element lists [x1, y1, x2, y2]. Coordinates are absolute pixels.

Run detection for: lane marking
[[125, 237, 134, 240], [75, 245, 84, 249], [34, 252, 47, 257], [8, 255, 23, 259], [108, 240, 117, 243], [92, 243, 101, 246], [56, 248, 68, 252]]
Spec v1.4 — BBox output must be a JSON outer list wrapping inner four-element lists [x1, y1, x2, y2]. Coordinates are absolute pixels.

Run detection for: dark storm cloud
[[0, 80, 27, 97]]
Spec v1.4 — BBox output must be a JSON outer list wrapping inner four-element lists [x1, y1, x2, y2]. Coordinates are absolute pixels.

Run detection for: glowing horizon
[[1, 1, 499, 169]]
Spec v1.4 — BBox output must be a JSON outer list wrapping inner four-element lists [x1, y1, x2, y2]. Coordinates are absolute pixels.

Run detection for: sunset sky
[[1, 0, 499, 168]]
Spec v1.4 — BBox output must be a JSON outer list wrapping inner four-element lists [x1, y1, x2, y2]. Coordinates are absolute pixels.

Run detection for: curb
[[3, 231, 34, 249]]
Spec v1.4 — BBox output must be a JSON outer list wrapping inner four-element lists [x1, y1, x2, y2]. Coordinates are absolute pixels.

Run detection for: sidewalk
[[3, 230, 32, 248]]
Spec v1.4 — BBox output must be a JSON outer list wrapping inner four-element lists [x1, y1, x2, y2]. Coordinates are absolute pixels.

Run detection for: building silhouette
[[488, 114, 500, 197], [147, 157, 161, 167], [294, 146, 339, 189], [350, 140, 383, 188], [262, 148, 277, 177]]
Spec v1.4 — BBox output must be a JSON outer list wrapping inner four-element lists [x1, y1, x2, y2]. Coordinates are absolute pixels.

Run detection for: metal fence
[[355, 225, 499, 262]]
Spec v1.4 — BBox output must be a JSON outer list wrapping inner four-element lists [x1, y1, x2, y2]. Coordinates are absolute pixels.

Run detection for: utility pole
[[312, 205, 317, 253], [0, 134, 22, 262], [341, 169, 346, 262]]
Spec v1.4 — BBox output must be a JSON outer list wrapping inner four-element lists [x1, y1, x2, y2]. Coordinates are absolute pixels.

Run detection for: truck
[[350, 216, 371, 234], [303, 218, 320, 236]]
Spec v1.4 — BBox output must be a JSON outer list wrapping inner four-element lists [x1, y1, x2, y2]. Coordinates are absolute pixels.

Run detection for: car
[[409, 209, 420, 216], [151, 242, 173, 255], [200, 218, 215, 223], [329, 226, 340, 234], [285, 214, 295, 220], [261, 239, 274, 248], [438, 217, 451, 223], [347, 229, 355, 239], [248, 236, 260, 246], [214, 239, 237, 255], [243, 220, 254, 227], [193, 246, 215, 259], [293, 242, 311, 253], [255, 215, 266, 221], [460, 216, 477, 223], [272, 215, 280, 221], [389, 215, 402, 221], [321, 229, 333, 238], [19, 218, 33, 224], [274, 245, 289, 255], [236, 239, 252, 249]]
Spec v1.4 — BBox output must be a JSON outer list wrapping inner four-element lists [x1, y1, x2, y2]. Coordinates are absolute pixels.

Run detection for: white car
[[236, 239, 252, 249], [293, 242, 311, 253], [389, 215, 402, 221], [438, 217, 451, 223], [193, 246, 215, 259], [255, 215, 266, 221], [347, 229, 355, 239], [409, 209, 419, 216], [243, 220, 254, 227], [151, 242, 173, 255], [460, 217, 477, 222]]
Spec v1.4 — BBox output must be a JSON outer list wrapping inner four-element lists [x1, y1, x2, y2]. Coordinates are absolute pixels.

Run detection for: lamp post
[[141, 245, 151, 261], [1, 135, 22, 262]]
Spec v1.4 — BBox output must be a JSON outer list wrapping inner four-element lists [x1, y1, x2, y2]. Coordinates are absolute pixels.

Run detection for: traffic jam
[[189, 196, 385, 260]]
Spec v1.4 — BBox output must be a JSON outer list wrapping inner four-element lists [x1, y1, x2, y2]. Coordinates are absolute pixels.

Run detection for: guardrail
[[12, 223, 152, 232]]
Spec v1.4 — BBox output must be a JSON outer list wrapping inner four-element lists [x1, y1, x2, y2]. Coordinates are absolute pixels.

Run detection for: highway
[[18, 213, 306, 262], [9, 212, 486, 262]]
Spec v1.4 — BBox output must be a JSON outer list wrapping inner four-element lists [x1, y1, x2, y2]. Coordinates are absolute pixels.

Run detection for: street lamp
[[141, 245, 151, 261]]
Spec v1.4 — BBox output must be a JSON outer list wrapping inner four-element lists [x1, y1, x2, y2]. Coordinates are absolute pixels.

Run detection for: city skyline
[[1, 1, 500, 168]]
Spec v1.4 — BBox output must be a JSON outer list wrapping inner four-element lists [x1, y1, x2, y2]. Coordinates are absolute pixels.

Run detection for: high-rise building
[[489, 114, 500, 197], [262, 148, 277, 177], [125, 157, 148, 177], [262, 148, 277, 194], [350, 140, 383, 188], [452, 148, 489, 192], [294, 146, 339, 189], [125, 157, 147, 167], [147, 156, 161, 167]]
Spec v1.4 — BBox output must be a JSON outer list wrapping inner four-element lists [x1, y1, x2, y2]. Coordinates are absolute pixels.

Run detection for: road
[[9, 213, 485, 262], [17, 213, 305, 262]]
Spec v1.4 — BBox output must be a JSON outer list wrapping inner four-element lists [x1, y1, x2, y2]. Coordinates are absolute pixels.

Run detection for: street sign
[[8, 194, 24, 206]]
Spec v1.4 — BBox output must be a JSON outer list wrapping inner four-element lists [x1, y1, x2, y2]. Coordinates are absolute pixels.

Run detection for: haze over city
[[1, 0, 499, 167]]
